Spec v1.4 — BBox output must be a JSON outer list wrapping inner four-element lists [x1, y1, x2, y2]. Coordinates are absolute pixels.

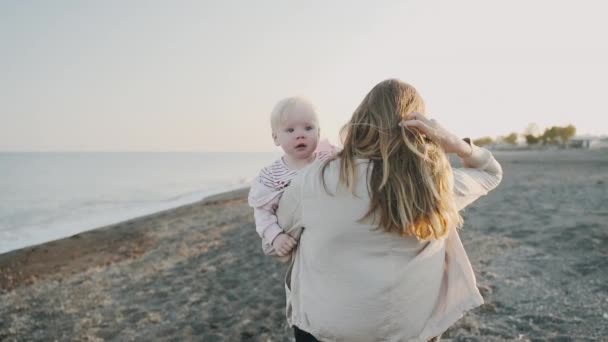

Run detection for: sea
[[0, 152, 281, 254]]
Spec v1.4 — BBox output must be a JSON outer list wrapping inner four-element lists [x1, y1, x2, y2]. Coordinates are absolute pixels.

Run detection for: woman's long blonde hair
[[324, 79, 462, 241]]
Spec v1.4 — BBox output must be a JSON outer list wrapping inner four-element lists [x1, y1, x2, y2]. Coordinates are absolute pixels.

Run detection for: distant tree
[[558, 124, 576, 144], [524, 123, 542, 137], [541, 125, 576, 145], [525, 134, 541, 145], [523, 123, 542, 146], [541, 126, 560, 145], [473, 136, 494, 146], [504, 132, 519, 145]]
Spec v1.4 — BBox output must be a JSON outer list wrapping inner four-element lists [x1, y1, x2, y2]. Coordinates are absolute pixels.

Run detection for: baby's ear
[[272, 132, 280, 146]]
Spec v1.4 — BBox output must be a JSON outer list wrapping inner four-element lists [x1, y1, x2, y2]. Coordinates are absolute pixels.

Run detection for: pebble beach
[[1, 150, 607, 341]]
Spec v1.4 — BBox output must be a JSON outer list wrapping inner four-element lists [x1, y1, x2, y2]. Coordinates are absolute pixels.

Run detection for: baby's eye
[[286, 128, 294, 133], [306, 126, 314, 131]]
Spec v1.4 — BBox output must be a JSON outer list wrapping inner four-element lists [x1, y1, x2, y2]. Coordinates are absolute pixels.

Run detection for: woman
[[273, 79, 503, 341]]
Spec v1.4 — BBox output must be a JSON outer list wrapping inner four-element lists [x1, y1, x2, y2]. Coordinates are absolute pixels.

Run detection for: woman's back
[[277, 143, 501, 341], [279, 159, 448, 341]]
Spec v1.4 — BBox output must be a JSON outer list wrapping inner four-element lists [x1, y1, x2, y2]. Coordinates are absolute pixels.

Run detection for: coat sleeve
[[452, 144, 503, 210]]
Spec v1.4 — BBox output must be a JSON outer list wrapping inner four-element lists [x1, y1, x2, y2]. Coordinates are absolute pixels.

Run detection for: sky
[[1, 0, 607, 152]]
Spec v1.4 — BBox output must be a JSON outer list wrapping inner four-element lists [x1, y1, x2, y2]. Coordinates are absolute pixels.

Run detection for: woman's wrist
[[456, 138, 474, 158]]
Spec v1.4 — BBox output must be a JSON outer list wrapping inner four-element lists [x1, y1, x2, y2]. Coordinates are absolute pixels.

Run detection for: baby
[[248, 97, 335, 257]]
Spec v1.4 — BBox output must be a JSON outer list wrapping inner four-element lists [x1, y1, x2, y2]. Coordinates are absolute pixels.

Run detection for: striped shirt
[[248, 149, 337, 252], [258, 151, 334, 191]]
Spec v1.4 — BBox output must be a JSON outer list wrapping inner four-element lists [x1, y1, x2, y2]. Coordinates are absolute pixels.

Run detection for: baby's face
[[273, 107, 320, 159]]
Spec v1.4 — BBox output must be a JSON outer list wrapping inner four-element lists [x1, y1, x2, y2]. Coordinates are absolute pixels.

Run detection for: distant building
[[568, 136, 608, 149]]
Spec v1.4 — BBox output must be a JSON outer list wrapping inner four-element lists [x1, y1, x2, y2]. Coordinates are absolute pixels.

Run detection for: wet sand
[[1, 150, 607, 341]]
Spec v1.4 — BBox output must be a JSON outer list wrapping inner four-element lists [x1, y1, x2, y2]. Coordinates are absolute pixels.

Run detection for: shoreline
[[0, 187, 250, 293], [0, 185, 293, 341], [1, 149, 603, 255], [0, 185, 251, 256]]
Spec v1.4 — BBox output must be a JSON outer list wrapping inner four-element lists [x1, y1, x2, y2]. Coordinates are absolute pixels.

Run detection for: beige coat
[[274, 145, 503, 341]]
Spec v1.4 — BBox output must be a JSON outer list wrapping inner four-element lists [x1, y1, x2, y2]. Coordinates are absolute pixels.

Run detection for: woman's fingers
[[400, 115, 463, 154], [400, 113, 434, 131], [401, 116, 451, 148], [403, 112, 432, 125], [403, 112, 419, 121], [402, 119, 435, 137]]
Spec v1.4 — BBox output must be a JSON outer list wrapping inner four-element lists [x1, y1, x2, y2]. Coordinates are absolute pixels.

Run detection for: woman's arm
[[452, 141, 503, 210]]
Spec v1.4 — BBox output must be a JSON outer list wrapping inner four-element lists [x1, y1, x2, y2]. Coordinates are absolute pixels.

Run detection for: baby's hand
[[272, 233, 297, 257]]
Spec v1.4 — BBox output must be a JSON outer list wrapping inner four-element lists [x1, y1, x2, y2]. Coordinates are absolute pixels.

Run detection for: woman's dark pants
[[293, 326, 320, 342], [293, 326, 441, 341]]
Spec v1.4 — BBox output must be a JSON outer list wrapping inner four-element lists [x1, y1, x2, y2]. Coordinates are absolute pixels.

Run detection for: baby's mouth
[[295, 143, 307, 149]]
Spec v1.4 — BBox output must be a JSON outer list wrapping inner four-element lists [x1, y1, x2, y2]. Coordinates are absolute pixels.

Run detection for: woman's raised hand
[[399, 113, 473, 157]]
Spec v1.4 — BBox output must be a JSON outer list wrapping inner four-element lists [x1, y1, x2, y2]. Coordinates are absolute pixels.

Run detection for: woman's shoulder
[[299, 157, 372, 183], [305, 156, 340, 177], [289, 158, 338, 193]]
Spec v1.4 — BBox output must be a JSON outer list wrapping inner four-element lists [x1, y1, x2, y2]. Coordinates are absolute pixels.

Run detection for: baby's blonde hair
[[270, 97, 319, 133]]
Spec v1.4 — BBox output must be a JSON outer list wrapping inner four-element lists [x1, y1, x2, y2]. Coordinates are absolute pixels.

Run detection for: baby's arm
[[253, 201, 298, 256], [248, 179, 298, 256], [253, 196, 283, 246]]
